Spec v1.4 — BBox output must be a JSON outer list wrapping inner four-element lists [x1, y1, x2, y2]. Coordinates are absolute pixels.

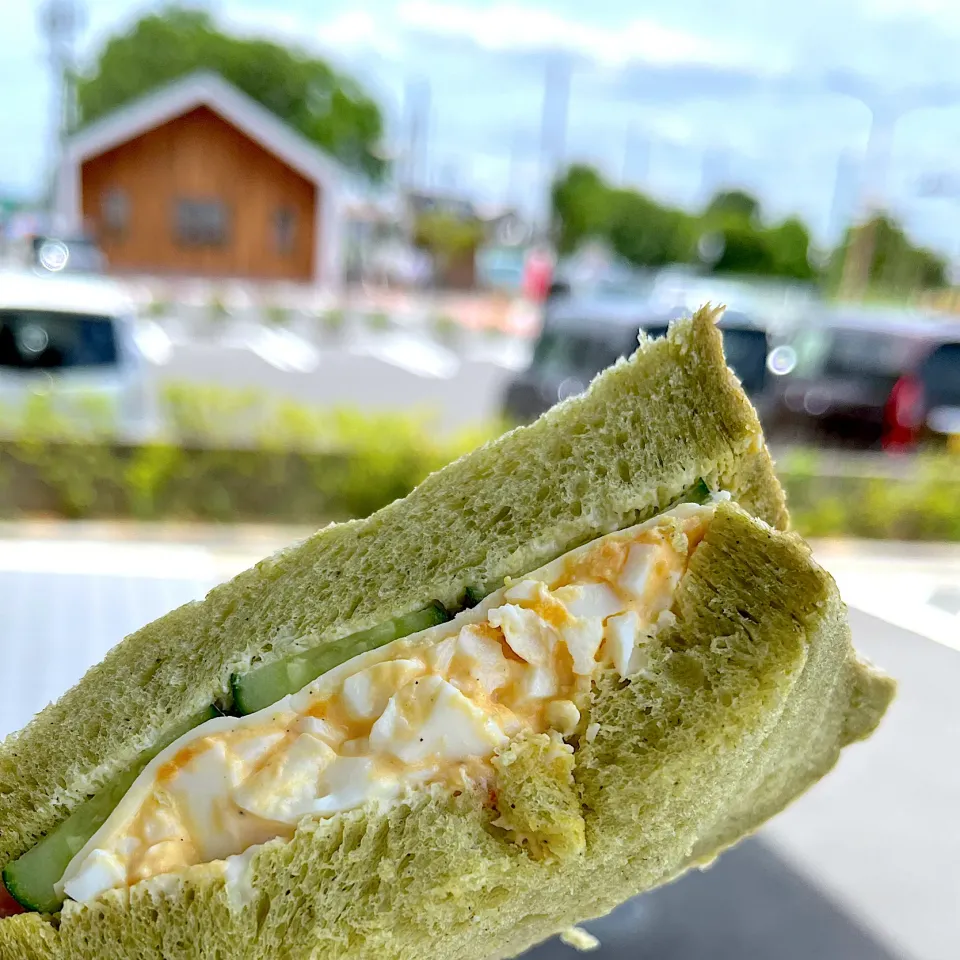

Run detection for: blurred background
[[0, 1, 958, 957]]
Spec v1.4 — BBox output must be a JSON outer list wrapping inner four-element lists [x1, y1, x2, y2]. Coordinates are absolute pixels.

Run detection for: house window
[[100, 187, 129, 239], [274, 207, 296, 255], [174, 198, 229, 247]]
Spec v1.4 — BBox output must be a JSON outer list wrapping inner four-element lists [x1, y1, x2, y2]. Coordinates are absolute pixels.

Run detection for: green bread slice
[[0, 502, 893, 960]]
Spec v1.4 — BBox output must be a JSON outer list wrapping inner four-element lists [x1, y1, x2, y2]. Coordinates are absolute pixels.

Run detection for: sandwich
[[0, 306, 894, 960]]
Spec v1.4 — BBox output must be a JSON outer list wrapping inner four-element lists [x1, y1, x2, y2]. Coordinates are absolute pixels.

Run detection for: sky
[[7, 0, 960, 255]]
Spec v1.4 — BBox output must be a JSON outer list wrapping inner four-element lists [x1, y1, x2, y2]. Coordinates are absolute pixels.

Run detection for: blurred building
[[54, 71, 345, 285]]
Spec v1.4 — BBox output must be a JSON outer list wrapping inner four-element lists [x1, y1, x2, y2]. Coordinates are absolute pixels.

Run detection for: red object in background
[[0, 879, 24, 918], [523, 250, 553, 301], [882, 374, 924, 452]]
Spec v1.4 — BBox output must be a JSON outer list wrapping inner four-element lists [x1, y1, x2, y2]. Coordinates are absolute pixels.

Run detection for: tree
[[829, 215, 947, 294], [767, 217, 815, 280], [76, 7, 386, 180], [606, 190, 695, 267], [704, 189, 761, 226], [551, 165, 614, 254], [413, 212, 484, 288], [711, 216, 815, 281]]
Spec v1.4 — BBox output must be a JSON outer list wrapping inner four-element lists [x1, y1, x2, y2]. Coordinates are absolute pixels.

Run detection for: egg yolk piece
[[57, 501, 717, 904]]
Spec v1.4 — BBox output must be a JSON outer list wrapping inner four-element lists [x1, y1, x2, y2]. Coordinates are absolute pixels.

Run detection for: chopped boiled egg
[[605, 611, 640, 678], [618, 543, 657, 599], [62, 849, 127, 904], [488, 603, 556, 665], [341, 659, 424, 720], [370, 675, 508, 765], [553, 583, 622, 622], [235, 733, 337, 823], [58, 500, 720, 903]]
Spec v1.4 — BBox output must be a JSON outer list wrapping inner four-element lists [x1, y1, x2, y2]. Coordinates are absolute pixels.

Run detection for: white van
[[0, 271, 155, 439]]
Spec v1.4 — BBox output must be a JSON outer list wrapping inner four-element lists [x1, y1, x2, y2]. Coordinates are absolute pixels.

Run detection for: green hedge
[[778, 449, 960, 541], [0, 386, 504, 522], [1, 385, 959, 539]]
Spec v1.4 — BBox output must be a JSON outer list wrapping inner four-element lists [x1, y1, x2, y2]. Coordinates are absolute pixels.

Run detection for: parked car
[[0, 271, 155, 439], [30, 234, 106, 275], [501, 293, 772, 423], [766, 307, 960, 450]]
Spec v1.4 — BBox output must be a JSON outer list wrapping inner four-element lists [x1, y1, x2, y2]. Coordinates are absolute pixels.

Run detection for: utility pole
[[403, 76, 431, 196], [621, 124, 650, 187], [538, 53, 572, 237], [504, 128, 524, 208], [38, 0, 85, 221], [827, 150, 860, 244], [839, 106, 896, 300]]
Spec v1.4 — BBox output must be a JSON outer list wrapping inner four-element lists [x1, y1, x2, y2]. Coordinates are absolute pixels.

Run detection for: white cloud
[[398, 1, 754, 69]]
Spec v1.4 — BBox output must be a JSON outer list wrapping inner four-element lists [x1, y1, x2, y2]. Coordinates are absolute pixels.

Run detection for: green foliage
[[549, 166, 939, 288], [264, 305, 290, 327], [76, 6, 386, 180], [550, 166, 814, 280], [319, 308, 346, 337], [2, 385, 958, 537], [827, 215, 947, 294], [551, 165, 614, 255], [779, 449, 960, 541], [606, 190, 696, 267], [207, 293, 231, 323], [704, 190, 761, 224], [366, 311, 391, 332], [413, 213, 484, 273], [432, 314, 460, 343]]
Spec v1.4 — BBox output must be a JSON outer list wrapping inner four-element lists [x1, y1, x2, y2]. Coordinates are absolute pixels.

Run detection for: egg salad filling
[[57, 498, 723, 905]]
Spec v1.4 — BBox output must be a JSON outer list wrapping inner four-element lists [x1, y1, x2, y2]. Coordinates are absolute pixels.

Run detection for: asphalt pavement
[[0, 536, 956, 960], [140, 320, 526, 432]]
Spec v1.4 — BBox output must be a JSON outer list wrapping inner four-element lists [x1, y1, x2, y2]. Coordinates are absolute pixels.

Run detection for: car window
[[721, 328, 768, 394], [788, 328, 914, 380], [532, 329, 637, 378], [823, 331, 916, 377], [920, 342, 960, 407], [0, 310, 119, 370]]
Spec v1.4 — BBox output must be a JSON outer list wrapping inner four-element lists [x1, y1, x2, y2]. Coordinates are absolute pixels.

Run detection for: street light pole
[[839, 104, 895, 298], [834, 81, 960, 299], [38, 0, 86, 222]]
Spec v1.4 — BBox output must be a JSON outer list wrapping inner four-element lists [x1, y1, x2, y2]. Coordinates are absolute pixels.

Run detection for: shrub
[[432, 314, 460, 343], [366, 311, 391, 332], [264, 305, 290, 327], [0, 383, 958, 537], [319, 308, 346, 338]]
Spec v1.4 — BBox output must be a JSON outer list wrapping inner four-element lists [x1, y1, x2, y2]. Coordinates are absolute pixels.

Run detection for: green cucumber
[[463, 583, 495, 608], [2, 707, 216, 913], [230, 602, 451, 716], [679, 477, 712, 506]]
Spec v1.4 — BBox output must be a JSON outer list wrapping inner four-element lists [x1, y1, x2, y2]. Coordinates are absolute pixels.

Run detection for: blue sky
[[8, 0, 960, 255]]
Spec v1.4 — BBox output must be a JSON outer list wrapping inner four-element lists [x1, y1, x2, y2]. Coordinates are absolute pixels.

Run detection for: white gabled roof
[[65, 70, 344, 190]]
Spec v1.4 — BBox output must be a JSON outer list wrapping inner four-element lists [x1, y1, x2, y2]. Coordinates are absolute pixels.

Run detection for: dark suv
[[767, 309, 960, 449], [502, 296, 771, 423]]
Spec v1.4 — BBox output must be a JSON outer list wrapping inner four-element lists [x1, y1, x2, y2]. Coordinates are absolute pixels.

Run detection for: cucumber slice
[[231, 602, 451, 716], [683, 477, 712, 506], [463, 583, 494, 608], [2, 707, 216, 913]]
